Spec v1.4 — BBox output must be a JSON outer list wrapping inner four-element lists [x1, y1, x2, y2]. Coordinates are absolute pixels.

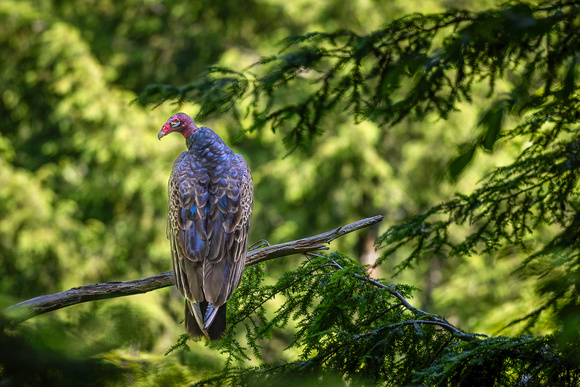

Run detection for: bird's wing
[[168, 151, 206, 302], [168, 151, 253, 306], [202, 154, 253, 306]]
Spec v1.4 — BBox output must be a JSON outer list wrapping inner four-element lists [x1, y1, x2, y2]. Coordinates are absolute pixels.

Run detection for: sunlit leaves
[[0, 4, 178, 382], [3, 0, 580, 385]]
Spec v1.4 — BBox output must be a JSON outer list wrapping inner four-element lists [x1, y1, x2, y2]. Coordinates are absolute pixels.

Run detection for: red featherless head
[[158, 113, 198, 140]]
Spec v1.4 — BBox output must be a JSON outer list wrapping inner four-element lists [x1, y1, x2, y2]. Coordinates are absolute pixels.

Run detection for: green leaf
[[449, 147, 475, 179], [561, 56, 577, 100], [479, 100, 506, 151]]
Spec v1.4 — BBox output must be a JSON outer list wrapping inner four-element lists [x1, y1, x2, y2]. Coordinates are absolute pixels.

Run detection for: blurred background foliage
[[0, 0, 576, 385]]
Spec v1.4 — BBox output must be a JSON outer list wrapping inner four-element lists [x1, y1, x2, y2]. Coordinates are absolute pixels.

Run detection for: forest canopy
[[1, 0, 579, 385]]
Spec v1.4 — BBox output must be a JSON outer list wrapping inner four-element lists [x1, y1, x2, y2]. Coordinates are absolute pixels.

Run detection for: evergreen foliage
[[197, 253, 465, 385], [180, 253, 578, 386], [1, 0, 579, 385], [139, 0, 580, 385], [140, 1, 579, 149]]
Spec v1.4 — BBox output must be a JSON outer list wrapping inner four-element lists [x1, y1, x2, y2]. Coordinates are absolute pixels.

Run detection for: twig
[[3, 215, 383, 326], [307, 252, 477, 342]]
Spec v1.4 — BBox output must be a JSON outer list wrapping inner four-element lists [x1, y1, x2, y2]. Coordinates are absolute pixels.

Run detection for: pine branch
[[139, 1, 580, 148], [316, 253, 477, 342], [2, 215, 383, 327]]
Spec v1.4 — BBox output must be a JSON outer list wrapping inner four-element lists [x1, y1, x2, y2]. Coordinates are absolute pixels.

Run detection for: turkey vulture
[[158, 113, 253, 340]]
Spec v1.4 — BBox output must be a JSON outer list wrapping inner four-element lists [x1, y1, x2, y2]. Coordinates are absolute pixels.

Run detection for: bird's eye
[[170, 119, 180, 127]]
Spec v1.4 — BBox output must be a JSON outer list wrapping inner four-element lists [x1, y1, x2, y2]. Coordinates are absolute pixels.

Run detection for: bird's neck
[[186, 127, 232, 158], [181, 125, 196, 139]]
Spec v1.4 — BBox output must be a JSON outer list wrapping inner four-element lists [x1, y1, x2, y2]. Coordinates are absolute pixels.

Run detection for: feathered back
[[166, 124, 253, 340]]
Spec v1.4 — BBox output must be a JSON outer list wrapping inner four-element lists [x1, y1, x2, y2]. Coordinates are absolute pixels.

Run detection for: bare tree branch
[[3, 215, 383, 326]]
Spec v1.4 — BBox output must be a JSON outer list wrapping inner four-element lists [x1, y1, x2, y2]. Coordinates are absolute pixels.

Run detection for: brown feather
[[165, 124, 253, 340]]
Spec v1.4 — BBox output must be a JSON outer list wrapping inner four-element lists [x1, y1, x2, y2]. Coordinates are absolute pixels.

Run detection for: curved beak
[[158, 123, 171, 140]]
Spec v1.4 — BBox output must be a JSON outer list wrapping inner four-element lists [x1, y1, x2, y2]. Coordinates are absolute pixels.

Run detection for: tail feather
[[207, 303, 227, 340], [184, 302, 205, 339], [184, 301, 227, 341]]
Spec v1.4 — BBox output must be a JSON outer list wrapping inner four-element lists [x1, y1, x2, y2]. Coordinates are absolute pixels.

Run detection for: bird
[[158, 113, 253, 341]]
